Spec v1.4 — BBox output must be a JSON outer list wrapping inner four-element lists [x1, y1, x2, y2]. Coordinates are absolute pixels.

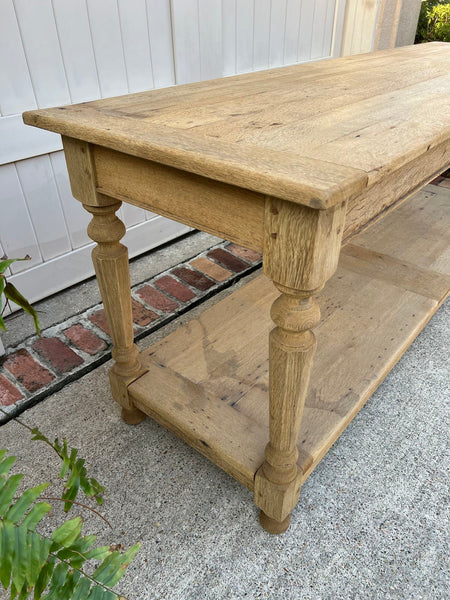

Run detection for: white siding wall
[[1, 0, 347, 310]]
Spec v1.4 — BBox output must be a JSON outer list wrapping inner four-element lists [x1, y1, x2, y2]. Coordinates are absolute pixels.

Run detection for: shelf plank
[[129, 189, 450, 490], [131, 360, 267, 490]]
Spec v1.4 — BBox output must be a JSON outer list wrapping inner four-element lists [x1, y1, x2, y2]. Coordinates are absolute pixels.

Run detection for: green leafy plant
[[0, 412, 140, 599], [416, 0, 450, 43], [0, 256, 40, 335]]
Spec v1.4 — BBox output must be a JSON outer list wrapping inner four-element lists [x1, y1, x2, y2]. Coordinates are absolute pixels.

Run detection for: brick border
[[0, 241, 261, 423]]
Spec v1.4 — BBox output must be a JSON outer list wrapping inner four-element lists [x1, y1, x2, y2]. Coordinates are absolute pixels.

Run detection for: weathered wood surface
[[129, 188, 450, 490], [24, 44, 450, 218]]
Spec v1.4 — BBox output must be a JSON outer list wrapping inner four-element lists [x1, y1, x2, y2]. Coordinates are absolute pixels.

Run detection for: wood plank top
[[23, 43, 450, 209]]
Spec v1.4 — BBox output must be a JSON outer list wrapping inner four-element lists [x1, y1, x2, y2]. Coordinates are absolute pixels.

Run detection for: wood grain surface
[[24, 43, 450, 211]]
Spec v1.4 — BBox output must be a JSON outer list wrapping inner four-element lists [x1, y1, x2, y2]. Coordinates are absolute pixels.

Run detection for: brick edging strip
[[0, 241, 262, 424]]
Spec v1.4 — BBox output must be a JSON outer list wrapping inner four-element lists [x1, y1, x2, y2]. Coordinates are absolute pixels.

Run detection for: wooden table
[[24, 43, 450, 534]]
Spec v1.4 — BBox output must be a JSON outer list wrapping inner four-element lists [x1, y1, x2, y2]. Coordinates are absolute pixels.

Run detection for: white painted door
[[0, 0, 347, 310]]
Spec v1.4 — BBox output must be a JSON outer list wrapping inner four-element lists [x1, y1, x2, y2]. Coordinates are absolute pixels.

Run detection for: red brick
[[131, 298, 159, 326], [136, 286, 179, 312], [32, 337, 83, 374], [0, 374, 23, 406], [3, 349, 54, 392], [154, 275, 195, 302], [207, 248, 248, 272], [89, 310, 110, 335], [63, 324, 107, 355], [226, 243, 261, 264], [171, 267, 215, 291]]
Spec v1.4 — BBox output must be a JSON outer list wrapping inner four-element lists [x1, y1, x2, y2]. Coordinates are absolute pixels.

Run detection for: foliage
[[0, 414, 140, 599], [27, 426, 105, 513], [416, 0, 450, 43], [0, 256, 40, 336]]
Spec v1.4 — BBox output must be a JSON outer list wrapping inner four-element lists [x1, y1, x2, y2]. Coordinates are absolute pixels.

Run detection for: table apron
[[93, 145, 265, 252]]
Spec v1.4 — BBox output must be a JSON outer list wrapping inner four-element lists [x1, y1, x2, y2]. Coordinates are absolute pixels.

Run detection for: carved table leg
[[62, 138, 147, 423], [255, 286, 321, 533], [84, 200, 147, 425], [255, 196, 347, 533]]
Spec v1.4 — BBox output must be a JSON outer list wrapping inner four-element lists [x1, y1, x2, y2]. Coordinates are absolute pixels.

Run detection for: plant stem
[[39, 497, 112, 528]]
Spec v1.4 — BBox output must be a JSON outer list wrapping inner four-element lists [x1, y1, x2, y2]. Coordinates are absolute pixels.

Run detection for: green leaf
[[0, 314, 6, 332], [0, 257, 30, 273], [0, 474, 24, 517], [11, 522, 28, 592], [10, 580, 18, 600], [72, 577, 92, 600], [17, 580, 31, 600], [58, 457, 70, 480], [93, 543, 141, 588], [21, 503, 52, 532], [57, 569, 81, 600], [51, 517, 82, 548], [56, 534, 97, 569], [83, 546, 111, 562], [0, 454, 16, 477], [29, 428, 52, 447], [88, 586, 116, 600], [42, 562, 69, 600], [4, 282, 40, 336], [66, 534, 97, 555], [0, 521, 15, 589], [6, 483, 49, 524], [62, 477, 80, 513], [27, 531, 51, 590], [33, 555, 56, 599]]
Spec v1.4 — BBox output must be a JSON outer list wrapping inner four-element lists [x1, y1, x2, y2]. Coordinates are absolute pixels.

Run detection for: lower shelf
[[129, 188, 450, 491]]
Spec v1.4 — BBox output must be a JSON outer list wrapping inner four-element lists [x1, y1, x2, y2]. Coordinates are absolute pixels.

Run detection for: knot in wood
[[270, 293, 320, 333]]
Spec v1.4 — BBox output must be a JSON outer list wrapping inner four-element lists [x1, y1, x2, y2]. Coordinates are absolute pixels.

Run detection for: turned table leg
[[255, 286, 320, 533], [62, 137, 146, 424], [255, 196, 347, 533], [84, 201, 147, 424]]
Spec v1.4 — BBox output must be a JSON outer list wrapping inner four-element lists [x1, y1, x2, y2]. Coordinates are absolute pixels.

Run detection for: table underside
[[128, 189, 450, 490]]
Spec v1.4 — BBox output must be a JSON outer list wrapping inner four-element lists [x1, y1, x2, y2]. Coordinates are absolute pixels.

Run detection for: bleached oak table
[[24, 43, 450, 534]]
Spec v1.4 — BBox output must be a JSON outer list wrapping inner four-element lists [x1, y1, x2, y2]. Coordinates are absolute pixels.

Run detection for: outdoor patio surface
[[0, 181, 449, 599]]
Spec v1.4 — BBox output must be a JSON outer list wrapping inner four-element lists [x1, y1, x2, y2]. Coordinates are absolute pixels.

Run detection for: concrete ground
[[0, 271, 448, 599]]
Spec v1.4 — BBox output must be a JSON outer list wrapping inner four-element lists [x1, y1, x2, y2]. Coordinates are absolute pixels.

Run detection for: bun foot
[[259, 510, 291, 534], [121, 407, 146, 425]]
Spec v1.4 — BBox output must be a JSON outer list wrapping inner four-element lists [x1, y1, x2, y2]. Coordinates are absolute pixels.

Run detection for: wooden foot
[[121, 407, 146, 425], [260, 510, 290, 534]]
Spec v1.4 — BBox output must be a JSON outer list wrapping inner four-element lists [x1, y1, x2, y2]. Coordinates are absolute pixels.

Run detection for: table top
[[24, 43, 450, 209]]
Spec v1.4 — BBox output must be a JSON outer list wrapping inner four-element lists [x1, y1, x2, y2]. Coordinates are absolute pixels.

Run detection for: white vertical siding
[[52, 0, 101, 104], [1, 0, 349, 310], [341, 0, 382, 56]]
